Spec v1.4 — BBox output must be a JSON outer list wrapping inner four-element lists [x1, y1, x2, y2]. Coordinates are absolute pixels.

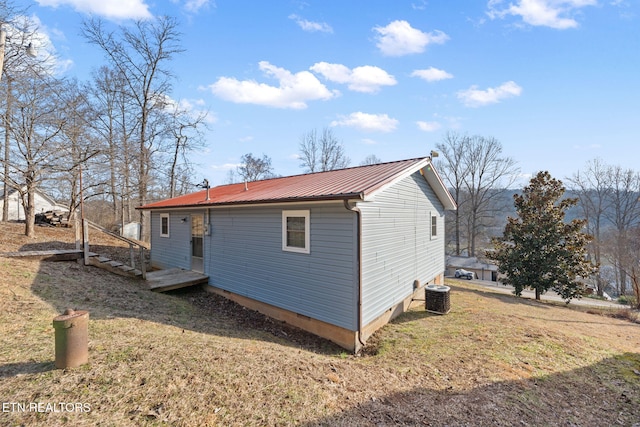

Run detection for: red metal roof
[[139, 157, 432, 210]]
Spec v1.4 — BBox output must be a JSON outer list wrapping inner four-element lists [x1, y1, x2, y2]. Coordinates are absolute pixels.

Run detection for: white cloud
[[207, 61, 338, 109], [289, 14, 333, 33], [160, 95, 216, 123], [487, 0, 596, 29], [411, 67, 454, 82], [361, 138, 378, 145], [310, 62, 396, 93], [331, 112, 398, 133], [373, 20, 449, 56], [416, 121, 441, 132], [183, 0, 212, 13], [457, 81, 522, 107], [36, 0, 152, 20]]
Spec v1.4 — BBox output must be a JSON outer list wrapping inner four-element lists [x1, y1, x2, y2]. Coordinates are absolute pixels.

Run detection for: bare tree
[[87, 66, 132, 224], [602, 165, 640, 295], [46, 79, 103, 222], [436, 132, 470, 255], [82, 16, 184, 241], [8, 74, 66, 236], [299, 127, 350, 172], [1, 6, 38, 221], [567, 158, 610, 296], [437, 132, 519, 256], [237, 153, 274, 182], [166, 103, 208, 198], [360, 154, 381, 166], [225, 169, 238, 185]]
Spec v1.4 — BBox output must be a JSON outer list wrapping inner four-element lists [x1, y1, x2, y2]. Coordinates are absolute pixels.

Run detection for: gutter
[[343, 198, 367, 350]]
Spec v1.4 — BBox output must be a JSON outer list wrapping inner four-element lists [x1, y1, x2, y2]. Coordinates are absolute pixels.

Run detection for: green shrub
[[617, 295, 638, 306]]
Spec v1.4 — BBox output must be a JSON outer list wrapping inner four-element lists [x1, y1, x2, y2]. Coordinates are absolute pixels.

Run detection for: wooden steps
[[85, 254, 143, 278], [145, 268, 209, 292]]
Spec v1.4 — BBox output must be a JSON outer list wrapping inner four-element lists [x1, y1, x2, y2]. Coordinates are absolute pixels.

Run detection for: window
[[160, 213, 170, 237], [282, 210, 310, 253], [431, 214, 437, 238]]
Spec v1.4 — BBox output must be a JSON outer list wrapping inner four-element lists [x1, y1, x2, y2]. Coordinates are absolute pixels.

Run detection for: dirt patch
[[1, 222, 639, 426]]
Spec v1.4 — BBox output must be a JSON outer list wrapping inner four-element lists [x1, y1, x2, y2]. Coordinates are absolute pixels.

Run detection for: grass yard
[[1, 222, 639, 426]]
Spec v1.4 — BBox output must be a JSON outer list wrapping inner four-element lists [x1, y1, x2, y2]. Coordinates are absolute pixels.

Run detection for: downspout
[[343, 199, 366, 350]]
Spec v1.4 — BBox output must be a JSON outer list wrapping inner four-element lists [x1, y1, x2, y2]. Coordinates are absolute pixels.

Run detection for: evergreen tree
[[488, 171, 597, 302]]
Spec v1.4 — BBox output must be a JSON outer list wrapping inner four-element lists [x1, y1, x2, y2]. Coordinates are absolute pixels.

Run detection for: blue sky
[[25, 0, 640, 187]]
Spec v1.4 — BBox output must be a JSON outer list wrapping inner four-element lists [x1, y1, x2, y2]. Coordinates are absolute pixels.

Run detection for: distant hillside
[[446, 188, 638, 254]]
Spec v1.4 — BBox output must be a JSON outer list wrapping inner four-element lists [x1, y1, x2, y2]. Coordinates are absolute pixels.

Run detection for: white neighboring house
[[0, 187, 69, 221]]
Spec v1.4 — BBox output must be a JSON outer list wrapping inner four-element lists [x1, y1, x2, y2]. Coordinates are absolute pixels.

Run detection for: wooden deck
[[145, 268, 209, 292]]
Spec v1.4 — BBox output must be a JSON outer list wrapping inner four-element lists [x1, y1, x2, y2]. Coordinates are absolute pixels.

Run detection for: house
[[446, 256, 498, 282], [138, 157, 456, 351], [0, 187, 69, 221]]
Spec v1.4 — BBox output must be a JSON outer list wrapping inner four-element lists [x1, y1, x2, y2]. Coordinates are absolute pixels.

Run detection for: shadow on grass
[[0, 361, 55, 378], [24, 243, 345, 358], [303, 352, 640, 426], [17, 240, 137, 266], [449, 283, 552, 309]]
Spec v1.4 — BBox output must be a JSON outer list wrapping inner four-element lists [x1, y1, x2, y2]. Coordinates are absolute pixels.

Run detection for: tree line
[[1, 4, 206, 240]]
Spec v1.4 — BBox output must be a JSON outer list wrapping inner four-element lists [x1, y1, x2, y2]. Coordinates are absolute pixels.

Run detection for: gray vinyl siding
[[207, 203, 358, 330], [359, 171, 446, 325], [150, 210, 192, 270]]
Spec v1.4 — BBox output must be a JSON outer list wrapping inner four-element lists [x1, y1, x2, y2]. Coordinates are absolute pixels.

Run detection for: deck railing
[[80, 219, 148, 279]]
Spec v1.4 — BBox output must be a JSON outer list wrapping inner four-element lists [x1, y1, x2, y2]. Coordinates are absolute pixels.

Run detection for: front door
[[191, 214, 204, 273]]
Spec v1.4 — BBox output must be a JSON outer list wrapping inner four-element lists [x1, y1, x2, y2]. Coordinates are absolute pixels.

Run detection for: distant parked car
[[454, 269, 474, 280]]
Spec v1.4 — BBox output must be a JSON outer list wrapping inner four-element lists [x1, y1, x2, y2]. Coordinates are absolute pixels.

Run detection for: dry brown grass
[[1, 222, 639, 426]]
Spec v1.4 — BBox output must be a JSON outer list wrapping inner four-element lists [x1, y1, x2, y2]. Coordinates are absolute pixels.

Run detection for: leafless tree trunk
[[2, 77, 13, 221], [1, 4, 33, 221]]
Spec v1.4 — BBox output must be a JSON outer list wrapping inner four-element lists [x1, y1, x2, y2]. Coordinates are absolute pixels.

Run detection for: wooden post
[[74, 212, 82, 265], [83, 219, 89, 266], [139, 246, 146, 279], [129, 244, 135, 269]]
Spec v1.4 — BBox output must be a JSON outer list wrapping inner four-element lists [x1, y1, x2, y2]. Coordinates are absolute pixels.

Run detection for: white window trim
[[160, 213, 170, 238], [282, 210, 310, 254]]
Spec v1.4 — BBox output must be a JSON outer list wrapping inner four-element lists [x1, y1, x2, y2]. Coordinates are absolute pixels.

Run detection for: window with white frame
[[160, 213, 170, 237], [282, 210, 310, 253], [431, 214, 437, 238]]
